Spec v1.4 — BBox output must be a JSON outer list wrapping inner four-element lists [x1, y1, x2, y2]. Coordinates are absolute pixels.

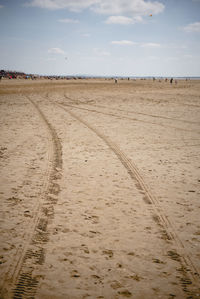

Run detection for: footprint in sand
[[102, 249, 114, 258], [110, 280, 123, 289], [0, 255, 6, 264], [84, 214, 99, 224], [62, 228, 71, 233], [71, 270, 80, 278], [6, 197, 22, 205], [91, 274, 103, 284], [118, 289, 132, 297]]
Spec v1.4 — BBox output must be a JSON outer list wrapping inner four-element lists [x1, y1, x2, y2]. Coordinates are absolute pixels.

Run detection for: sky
[[0, 0, 200, 77]]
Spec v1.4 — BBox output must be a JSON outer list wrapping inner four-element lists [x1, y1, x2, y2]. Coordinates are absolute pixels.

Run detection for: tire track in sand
[[61, 98, 200, 135], [64, 94, 200, 125], [0, 96, 62, 299], [56, 102, 200, 298]]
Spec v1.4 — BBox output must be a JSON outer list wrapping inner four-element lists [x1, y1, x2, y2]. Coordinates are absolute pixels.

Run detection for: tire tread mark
[[64, 94, 200, 125], [62, 101, 200, 134], [57, 103, 200, 296], [0, 96, 62, 299]]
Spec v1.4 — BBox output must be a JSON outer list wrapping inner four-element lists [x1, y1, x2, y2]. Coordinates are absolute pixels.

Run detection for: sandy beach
[[0, 78, 200, 299]]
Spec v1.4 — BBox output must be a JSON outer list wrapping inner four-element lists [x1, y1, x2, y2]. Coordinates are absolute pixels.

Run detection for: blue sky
[[0, 0, 200, 76]]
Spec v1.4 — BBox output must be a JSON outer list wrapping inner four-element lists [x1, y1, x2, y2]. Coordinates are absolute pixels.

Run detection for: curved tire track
[[56, 102, 200, 297], [61, 96, 200, 134], [1, 96, 62, 299], [64, 94, 200, 125]]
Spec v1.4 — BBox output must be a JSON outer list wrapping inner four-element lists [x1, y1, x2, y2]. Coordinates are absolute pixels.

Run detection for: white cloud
[[183, 22, 200, 33], [58, 18, 79, 23], [26, 0, 165, 16], [111, 40, 161, 47], [93, 0, 164, 16], [111, 40, 137, 45], [105, 15, 143, 24], [48, 47, 65, 54], [141, 42, 161, 47], [82, 33, 91, 37], [133, 15, 143, 22], [26, 0, 98, 11], [105, 16, 134, 24], [94, 48, 110, 56]]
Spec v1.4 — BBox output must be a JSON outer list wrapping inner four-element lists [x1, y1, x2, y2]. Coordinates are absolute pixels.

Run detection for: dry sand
[[0, 78, 200, 299]]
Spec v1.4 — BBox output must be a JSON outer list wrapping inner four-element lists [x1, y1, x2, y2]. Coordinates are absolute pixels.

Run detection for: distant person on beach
[[170, 78, 173, 84], [115, 79, 118, 84]]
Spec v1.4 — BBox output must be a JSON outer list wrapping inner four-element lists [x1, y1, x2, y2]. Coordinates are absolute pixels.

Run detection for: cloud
[[105, 16, 134, 24], [111, 40, 161, 47], [133, 15, 143, 22], [105, 15, 143, 24], [26, 0, 98, 11], [111, 40, 137, 45], [48, 47, 65, 54], [183, 22, 200, 33], [141, 42, 161, 47], [58, 18, 79, 23], [26, 0, 165, 16], [0, 5, 4, 8], [93, 0, 164, 16], [94, 48, 110, 56], [82, 33, 91, 37]]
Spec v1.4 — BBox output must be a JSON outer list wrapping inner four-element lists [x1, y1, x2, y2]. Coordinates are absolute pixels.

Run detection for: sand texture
[[0, 79, 200, 298]]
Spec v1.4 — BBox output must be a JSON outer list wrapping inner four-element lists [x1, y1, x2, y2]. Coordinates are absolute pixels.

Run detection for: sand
[[0, 78, 200, 299]]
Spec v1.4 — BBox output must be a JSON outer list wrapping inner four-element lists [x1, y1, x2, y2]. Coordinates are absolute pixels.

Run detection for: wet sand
[[0, 79, 200, 298]]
